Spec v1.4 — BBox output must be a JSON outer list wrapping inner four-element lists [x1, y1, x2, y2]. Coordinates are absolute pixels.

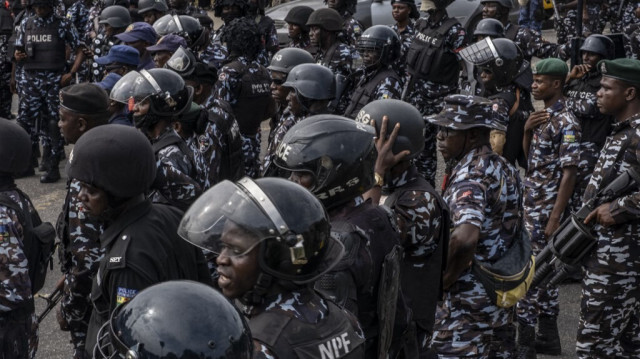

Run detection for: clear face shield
[[459, 37, 502, 67], [164, 46, 196, 77], [110, 71, 156, 108]]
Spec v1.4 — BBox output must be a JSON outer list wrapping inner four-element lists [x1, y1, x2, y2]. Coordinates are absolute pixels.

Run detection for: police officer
[[206, 17, 272, 178], [262, 63, 335, 173], [480, 0, 567, 63], [114, 21, 157, 70], [152, 14, 209, 53], [14, 0, 85, 183], [0, 1, 15, 118], [267, 115, 412, 357], [8, 0, 33, 128], [93, 43, 139, 95], [518, 58, 581, 358], [179, 176, 366, 359], [0, 120, 40, 359], [168, 0, 206, 15], [88, 5, 131, 82], [306, 8, 358, 79], [137, 0, 167, 24], [284, 5, 314, 51], [200, 0, 246, 68], [326, 0, 362, 46], [266, 47, 315, 139], [473, 17, 504, 41], [344, 25, 402, 119], [65, 125, 211, 357], [165, 47, 245, 188], [56, 83, 111, 359], [390, 0, 419, 78], [403, 0, 466, 186], [94, 281, 253, 358], [564, 35, 615, 214], [575, 58, 640, 358], [356, 99, 448, 358], [428, 94, 519, 357], [146, 33, 186, 67], [111, 68, 202, 210], [246, 0, 278, 67], [65, 0, 92, 83]]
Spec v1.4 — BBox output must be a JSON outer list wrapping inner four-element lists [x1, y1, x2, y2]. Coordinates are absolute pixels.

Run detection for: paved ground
[[10, 25, 584, 359]]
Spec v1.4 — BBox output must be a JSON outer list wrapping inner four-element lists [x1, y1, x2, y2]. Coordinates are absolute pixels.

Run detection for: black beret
[[66, 125, 156, 198], [59, 83, 110, 115], [0, 120, 32, 174]]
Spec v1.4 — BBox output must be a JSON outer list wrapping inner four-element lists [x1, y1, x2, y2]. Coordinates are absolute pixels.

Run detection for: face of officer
[[480, 67, 496, 89], [597, 77, 637, 117], [270, 71, 289, 105], [221, 5, 242, 23], [78, 182, 110, 217], [185, 79, 213, 105], [133, 98, 151, 117], [326, 0, 344, 9], [309, 25, 330, 49], [436, 126, 467, 161], [125, 40, 149, 57], [33, 4, 53, 17], [287, 90, 305, 116], [581, 50, 602, 69], [152, 50, 172, 68], [58, 108, 87, 144], [481, 2, 500, 20], [143, 10, 164, 25], [531, 74, 561, 102], [215, 220, 261, 299], [392, 3, 411, 23], [288, 171, 315, 190], [287, 23, 303, 40], [360, 48, 381, 69]]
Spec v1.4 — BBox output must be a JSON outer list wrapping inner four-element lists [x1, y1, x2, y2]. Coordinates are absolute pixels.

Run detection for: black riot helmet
[[179, 177, 344, 288], [271, 115, 377, 210], [98, 5, 132, 28], [94, 281, 253, 359], [0, 120, 32, 175], [480, 0, 513, 9], [580, 34, 615, 60], [101, 0, 130, 8], [284, 5, 314, 32], [268, 47, 315, 74], [355, 99, 425, 160], [110, 68, 193, 129], [474, 18, 505, 38], [66, 125, 156, 199], [282, 63, 336, 101], [390, 0, 419, 18], [220, 17, 262, 60], [306, 8, 343, 32], [165, 46, 198, 77], [153, 14, 205, 47], [137, 0, 168, 14], [460, 37, 521, 87], [356, 25, 401, 68], [213, 0, 247, 20]]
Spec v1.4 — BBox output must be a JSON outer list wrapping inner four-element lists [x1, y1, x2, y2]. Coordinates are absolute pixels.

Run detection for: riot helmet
[[460, 37, 521, 87], [270, 115, 377, 210], [101, 0, 130, 7], [282, 63, 336, 101], [213, 0, 247, 21], [356, 25, 401, 68], [473, 18, 505, 38], [66, 125, 156, 199], [0, 120, 32, 175], [94, 281, 253, 359], [153, 14, 205, 48], [306, 8, 343, 32], [220, 17, 262, 60], [137, 0, 168, 14], [110, 68, 193, 129], [268, 48, 315, 74], [580, 34, 615, 60], [284, 5, 314, 32], [355, 99, 425, 159], [179, 177, 343, 289], [480, 0, 513, 9], [165, 46, 197, 77], [98, 5, 132, 28]]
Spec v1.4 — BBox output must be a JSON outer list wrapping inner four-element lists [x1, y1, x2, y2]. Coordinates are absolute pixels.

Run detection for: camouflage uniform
[[57, 179, 104, 357], [172, 4, 207, 16], [338, 10, 362, 46], [0, 34, 11, 118], [200, 26, 228, 69], [432, 144, 521, 358], [315, 41, 358, 78], [517, 99, 581, 326], [254, 14, 279, 67], [11, 8, 34, 121], [208, 56, 266, 178], [621, 2, 639, 57], [149, 127, 203, 211], [391, 20, 415, 79], [505, 22, 567, 63], [576, 112, 640, 358], [352, 66, 403, 100], [564, 71, 612, 213], [555, 5, 605, 45], [65, 0, 90, 83], [0, 188, 38, 359], [15, 13, 81, 155], [262, 106, 303, 174], [599, 0, 625, 33], [289, 34, 311, 50], [630, 26, 640, 59], [405, 12, 466, 186]]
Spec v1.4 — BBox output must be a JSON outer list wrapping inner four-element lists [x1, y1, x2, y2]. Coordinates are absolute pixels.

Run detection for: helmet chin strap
[[240, 272, 273, 311]]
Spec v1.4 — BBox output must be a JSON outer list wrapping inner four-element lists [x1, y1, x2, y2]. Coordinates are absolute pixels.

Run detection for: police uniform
[[262, 106, 304, 174], [391, 20, 415, 79], [344, 66, 403, 119], [289, 34, 311, 51], [200, 25, 228, 69], [427, 95, 520, 357], [404, 11, 466, 186], [249, 288, 366, 359], [564, 69, 612, 214], [0, 5, 12, 118], [576, 59, 640, 358], [15, 7, 82, 170], [65, 0, 91, 83], [338, 9, 362, 46], [253, 14, 279, 67], [504, 22, 567, 63], [207, 55, 271, 178]]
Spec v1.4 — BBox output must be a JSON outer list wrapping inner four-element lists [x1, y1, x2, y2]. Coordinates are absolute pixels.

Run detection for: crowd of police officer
[[1, 0, 640, 357]]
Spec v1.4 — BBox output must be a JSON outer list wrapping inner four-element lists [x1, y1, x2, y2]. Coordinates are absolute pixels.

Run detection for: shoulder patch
[[562, 130, 576, 143], [218, 72, 227, 81], [116, 287, 138, 305]]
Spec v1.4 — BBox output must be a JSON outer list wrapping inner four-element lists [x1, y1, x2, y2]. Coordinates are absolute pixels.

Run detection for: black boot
[[40, 154, 60, 183], [39, 145, 51, 172], [536, 316, 561, 355], [517, 324, 536, 359]]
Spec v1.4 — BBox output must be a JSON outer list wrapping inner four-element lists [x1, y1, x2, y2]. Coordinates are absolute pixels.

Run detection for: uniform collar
[[611, 112, 640, 133]]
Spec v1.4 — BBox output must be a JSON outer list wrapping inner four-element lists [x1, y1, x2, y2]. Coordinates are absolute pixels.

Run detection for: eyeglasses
[[271, 78, 285, 86]]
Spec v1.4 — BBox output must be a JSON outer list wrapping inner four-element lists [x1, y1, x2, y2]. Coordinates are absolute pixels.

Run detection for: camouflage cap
[[598, 58, 640, 87], [426, 94, 508, 131], [531, 58, 568, 77]]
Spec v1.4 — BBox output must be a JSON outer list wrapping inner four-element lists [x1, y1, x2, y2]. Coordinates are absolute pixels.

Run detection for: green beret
[[598, 58, 640, 87], [532, 58, 569, 76]]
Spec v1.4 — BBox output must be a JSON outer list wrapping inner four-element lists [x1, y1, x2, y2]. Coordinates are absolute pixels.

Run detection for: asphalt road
[[13, 27, 583, 359]]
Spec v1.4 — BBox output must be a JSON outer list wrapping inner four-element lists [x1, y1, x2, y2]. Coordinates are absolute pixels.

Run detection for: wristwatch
[[374, 172, 384, 187]]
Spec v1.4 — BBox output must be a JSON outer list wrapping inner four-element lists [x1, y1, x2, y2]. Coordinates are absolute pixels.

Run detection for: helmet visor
[[165, 46, 195, 77], [110, 70, 156, 105], [459, 38, 500, 67]]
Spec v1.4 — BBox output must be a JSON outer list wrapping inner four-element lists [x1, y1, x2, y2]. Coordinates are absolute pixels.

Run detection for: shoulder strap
[[323, 42, 341, 66], [152, 132, 197, 175], [436, 17, 459, 37], [0, 193, 27, 226], [505, 23, 519, 41]]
